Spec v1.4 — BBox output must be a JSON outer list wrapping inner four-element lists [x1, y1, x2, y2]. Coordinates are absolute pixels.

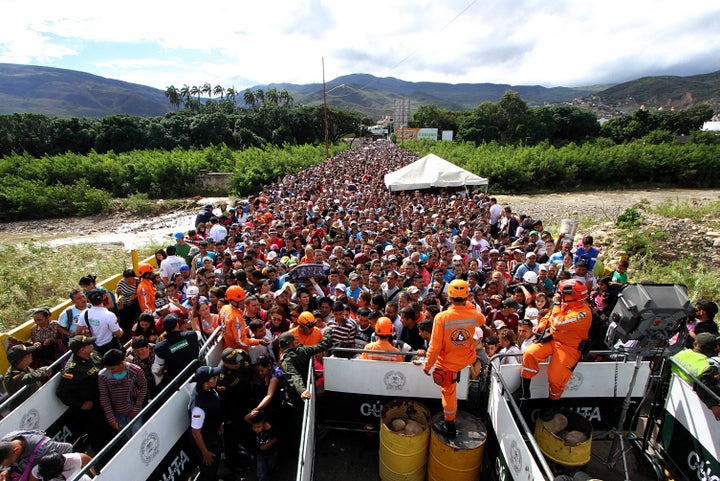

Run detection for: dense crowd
[[3, 139, 719, 481]]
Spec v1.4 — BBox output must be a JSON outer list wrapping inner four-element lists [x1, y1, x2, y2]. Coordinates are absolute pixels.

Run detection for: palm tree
[[213, 85, 225, 99], [266, 87, 279, 105], [243, 89, 256, 108], [255, 89, 265, 106], [226, 87, 237, 102], [190, 85, 202, 102], [180, 84, 191, 108], [279, 88, 293, 108], [164, 85, 181, 111], [202, 82, 212, 99]]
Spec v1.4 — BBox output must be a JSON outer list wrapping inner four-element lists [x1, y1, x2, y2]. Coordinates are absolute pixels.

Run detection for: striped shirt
[[328, 317, 357, 348], [98, 362, 147, 423]]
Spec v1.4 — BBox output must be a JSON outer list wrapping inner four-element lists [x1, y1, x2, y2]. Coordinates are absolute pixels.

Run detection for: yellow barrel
[[534, 409, 592, 467], [379, 400, 431, 481], [427, 411, 486, 481]]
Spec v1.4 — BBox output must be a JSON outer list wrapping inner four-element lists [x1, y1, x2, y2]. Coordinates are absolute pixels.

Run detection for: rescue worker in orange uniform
[[287, 312, 324, 347], [136, 263, 156, 314], [220, 286, 268, 351], [424, 279, 486, 437], [518, 279, 592, 415], [361, 317, 403, 362]]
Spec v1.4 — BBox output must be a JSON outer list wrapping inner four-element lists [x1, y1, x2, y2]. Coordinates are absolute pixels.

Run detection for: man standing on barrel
[[424, 279, 485, 437]]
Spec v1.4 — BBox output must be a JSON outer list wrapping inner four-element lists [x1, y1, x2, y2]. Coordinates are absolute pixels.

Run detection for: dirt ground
[[1, 189, 719, 248]]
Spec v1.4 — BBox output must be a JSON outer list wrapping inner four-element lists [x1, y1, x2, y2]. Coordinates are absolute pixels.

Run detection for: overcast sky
[[2, 0, 719, 92]]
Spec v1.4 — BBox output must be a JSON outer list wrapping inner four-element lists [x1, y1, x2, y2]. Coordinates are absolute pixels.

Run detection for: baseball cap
[[193, 366, 222, 383], [69, 335, 96, 353], [174, 232, 184, 240], [162, 314, 180, 331], [187, 286, 200, 298], [7, 345, 37, 365], [525, 252, 537, 259], [221, 348, 245, 365], [278, 332, 297, 349]]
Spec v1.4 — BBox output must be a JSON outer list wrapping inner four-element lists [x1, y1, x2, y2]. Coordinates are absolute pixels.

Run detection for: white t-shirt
[[77, 305, 120, 346], [31, 453, 92, 481], [160, 255, 187, 281]]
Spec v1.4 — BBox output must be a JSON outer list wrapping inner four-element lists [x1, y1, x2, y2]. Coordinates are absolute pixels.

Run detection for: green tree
[[164, 85, 182, 111]]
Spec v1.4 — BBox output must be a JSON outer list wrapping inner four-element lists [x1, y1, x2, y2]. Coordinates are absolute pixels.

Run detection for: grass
[[634, 258, 720, 303], [0, 241, 157, 331], [650, 198, 720, 225]]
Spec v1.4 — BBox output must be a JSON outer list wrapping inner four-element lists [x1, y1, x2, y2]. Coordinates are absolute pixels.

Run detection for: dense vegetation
[[0, 144, 346, 221], [0, 89, 717, 222], [403, 139, 720, 191]]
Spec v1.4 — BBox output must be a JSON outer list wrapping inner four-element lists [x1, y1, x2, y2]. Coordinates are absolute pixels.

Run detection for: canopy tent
[[383, 153, 489, 192]]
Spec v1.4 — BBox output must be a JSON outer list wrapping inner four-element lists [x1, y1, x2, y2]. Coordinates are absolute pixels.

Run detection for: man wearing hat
[[56, 335, 111, 452], [513, 252, 539, 282], [195, 203, 214, 228], [189, 366, 223, 481], [279, 327, 333, 403], [152, 314, 201, 389], [287, 312, 323, 347], [3, 345, 51, 398], [671, 332, 720, 420]]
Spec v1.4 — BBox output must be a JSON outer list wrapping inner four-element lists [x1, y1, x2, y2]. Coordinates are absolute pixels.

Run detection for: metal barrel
[[427, 411, 486, 481], [534, 408, 592, 467], [379, 399, 431, 481]]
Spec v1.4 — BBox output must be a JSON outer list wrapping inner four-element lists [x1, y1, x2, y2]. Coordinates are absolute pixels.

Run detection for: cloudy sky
[[1, 0, 719, 92]]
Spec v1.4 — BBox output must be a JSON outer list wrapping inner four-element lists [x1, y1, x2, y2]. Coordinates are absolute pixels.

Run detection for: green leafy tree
[[164, 85, 182, 111]]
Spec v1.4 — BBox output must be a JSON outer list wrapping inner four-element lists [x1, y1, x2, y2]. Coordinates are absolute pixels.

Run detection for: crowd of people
[[3, 139, 719, 480]]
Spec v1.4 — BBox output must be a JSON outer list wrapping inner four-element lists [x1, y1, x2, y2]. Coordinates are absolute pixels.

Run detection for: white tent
[[383, 153, 489, 192]]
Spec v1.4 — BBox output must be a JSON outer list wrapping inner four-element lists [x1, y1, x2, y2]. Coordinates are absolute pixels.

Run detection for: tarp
[[383, 153, 489, 191]]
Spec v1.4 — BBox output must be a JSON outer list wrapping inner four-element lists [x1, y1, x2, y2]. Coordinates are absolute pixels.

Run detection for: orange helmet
[[558, 279, 588, 302], [225, 286, 246, 303], [297, 311, 317, 327], [375, 317, 394, 336], [264, 212, 274, 220], [259, 196, 268, 204], [448, 279, 469, 299], [138, 263, 154, 276]]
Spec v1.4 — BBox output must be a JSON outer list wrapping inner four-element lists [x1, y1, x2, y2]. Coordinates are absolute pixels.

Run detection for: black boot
[[512, 377, 531, 402], [440, 419, 456, 438]]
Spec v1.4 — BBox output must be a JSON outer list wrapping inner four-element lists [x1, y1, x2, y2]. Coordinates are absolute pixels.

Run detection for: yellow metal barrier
[[0, 250, 155, 373]]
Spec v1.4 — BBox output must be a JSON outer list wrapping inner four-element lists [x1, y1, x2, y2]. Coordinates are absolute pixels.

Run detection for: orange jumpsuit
[[424, 303, 485, 422], [288, 326, 323, 346], [521, 300, 592, 400], [136, 278, 156, 313], [361, 339, 402, 362], [219, 304, 262, 351]]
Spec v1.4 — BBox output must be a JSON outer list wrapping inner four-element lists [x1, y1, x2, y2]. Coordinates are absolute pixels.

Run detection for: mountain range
[[0, 63, 718, 119]]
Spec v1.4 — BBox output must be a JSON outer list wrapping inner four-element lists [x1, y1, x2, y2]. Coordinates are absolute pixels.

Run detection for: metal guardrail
[[68, 326, 224, 481], [487, 352, 556, 479], [0, 349, 72, 414], [296, 359, 316, 481], [69, 358, 203, 481]]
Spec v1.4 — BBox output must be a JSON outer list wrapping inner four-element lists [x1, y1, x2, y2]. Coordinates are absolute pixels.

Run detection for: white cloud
[[1, 0, 718, 90]]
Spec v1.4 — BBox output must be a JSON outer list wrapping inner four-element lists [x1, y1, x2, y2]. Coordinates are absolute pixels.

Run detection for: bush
[[616, 208, 642, 228]]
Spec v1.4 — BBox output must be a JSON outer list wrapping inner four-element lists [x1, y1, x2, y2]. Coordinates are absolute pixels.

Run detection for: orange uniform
[[219, 304, 262, 351], [361, 339, 402, 362], [136, 278, 156, 313], [424, 303, 485, 422], [521, 300, 592, 400], [288, 326, 323, 347]]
